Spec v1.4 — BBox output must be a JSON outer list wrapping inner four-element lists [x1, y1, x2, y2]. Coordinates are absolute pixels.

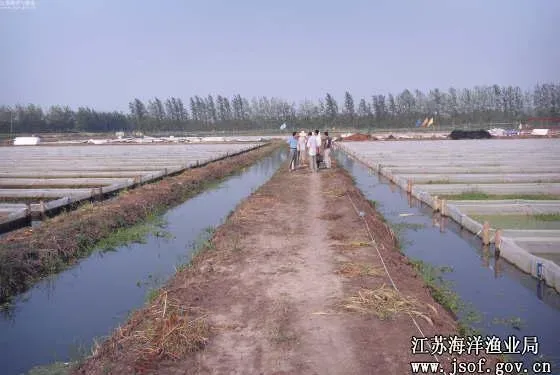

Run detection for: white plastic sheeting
[[13, 137, 40, 146]]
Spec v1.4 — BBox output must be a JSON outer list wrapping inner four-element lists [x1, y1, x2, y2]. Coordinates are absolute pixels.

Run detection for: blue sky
[[1, 0, 559, 111]]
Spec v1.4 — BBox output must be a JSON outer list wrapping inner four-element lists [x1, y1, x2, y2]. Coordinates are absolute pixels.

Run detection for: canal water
[[0, 149, 287, 375], [336, 150, 560, 371]]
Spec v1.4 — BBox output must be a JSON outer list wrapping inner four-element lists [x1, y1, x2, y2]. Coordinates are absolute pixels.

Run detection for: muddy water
[[336, 151, 560, 369], [0, 149, 287, 375]]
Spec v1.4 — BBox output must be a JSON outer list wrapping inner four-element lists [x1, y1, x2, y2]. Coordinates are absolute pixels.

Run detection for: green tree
[[343, 91, 355, 124], [325, 93, 338, 123]]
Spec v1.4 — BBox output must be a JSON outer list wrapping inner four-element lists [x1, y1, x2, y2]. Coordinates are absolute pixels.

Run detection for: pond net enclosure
[[0, 143, 262, 232], [337, 138, 560, 292]]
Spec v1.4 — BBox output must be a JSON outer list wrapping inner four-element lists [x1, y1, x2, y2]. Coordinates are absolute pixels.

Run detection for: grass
[[410, 259, 481, 336], [535, 213, 560, 221], [336, 262, 382, 277], [343, 284, 434, 325], [470, 214, 560, 230], [441, 192, 560, 200], [410, 260, 460, 313], [94, 213, 170, 252], [146, 288, 160, 303], [269, 301, 298, 345], [386, 222, 424, 250], [26, 362, 73, 375], [109, 291, 209, 365], [175, 225, 217, 273], [391, 222, 425, 233], [493, 316, 525, 330]]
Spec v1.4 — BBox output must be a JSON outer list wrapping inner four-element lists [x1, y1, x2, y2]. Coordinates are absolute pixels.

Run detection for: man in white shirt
[[297, 131, 307, 167], [314, 129, 322, 156], [306, 131, 318, 173]]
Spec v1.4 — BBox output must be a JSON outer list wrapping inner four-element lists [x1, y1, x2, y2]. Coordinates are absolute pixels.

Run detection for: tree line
[[1, 83, 558, 134]]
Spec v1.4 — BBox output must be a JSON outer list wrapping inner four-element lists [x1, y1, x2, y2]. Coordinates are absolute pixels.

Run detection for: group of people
[[287, 130, 332, 172]]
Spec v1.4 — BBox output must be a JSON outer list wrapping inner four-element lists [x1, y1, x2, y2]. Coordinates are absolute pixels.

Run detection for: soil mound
[[449, 129, 492, 140], [342, 133, 371, 141]]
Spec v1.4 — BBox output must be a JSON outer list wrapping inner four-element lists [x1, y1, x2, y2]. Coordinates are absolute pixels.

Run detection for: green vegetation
[[535, 213, 560, 221], [391, 222, 425, 233], [471, 214, 560, 230], [410, 259, 481, 336], [388, 222, 425, 250], [441, 192, 560, 200], [175, 225, 217, 273], [146, 288, 160, 303], [2, 83, 558, 133], [94, 214, 171, 252], [26, 362, 73, 375], [493, 316, 524, 330]]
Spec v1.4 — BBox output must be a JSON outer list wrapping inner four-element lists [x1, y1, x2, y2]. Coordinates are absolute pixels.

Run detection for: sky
[[1, 0, 559, 112]]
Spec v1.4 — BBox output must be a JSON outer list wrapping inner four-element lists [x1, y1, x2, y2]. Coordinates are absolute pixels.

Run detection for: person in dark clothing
[[322, 131, 332, 168]]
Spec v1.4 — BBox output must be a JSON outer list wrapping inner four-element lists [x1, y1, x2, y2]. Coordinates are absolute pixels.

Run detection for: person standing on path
[[314, 129, 322, 156], [307, 131, 318, 173], [287, 132, 298, 171], [297, 131, 307, 167], [322, 131, 332, 169]]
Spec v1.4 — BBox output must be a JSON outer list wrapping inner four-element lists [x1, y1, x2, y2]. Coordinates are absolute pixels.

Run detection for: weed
[[336, 262, 382, 277], [349, 241, 371, 247], [108, 292, 209, 366], [94, 215, 168, 252], [441, 192, 560, 200], [411, 259, 482, 336], [269, 301, 297, 345], [319, 213, 343, 221], [535, 213, 560, 221], [410, 260, 459, 313], [471, 214, 560, 230], [26, 362, 73, 375], [493, 316, 524, 330], [231, 236, 242, 252], [146, 288, 160, 303], [343, 284, 433, 325], [391, 222, 425, 234]]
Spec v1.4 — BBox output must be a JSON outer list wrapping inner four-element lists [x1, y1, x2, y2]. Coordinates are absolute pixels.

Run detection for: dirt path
[[78, 159, 468, 375]]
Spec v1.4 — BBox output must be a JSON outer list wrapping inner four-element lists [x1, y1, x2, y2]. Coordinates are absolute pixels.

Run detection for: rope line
[[345, 192, 440, 363]]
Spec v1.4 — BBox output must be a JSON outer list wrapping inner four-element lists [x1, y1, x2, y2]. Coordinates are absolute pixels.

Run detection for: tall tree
[[148, 97, 165, 122], [206, 95, 217, 123], [387, 93, 397, 120], [325, 93, 338, 123], [129, 98, 147, 129], [343, 91, 355, 123]]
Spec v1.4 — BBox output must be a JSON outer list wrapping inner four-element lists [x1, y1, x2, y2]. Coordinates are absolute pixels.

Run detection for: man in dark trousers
[[323, 131, 332, 168], [287, 131, 298, 171]]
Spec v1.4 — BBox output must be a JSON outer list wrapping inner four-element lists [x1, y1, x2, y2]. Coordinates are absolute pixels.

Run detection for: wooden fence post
[[482, 221, 490, 245]]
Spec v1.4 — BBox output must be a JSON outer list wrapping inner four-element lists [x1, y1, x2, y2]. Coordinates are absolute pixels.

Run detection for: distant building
[[13, 136, 41, 146]]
